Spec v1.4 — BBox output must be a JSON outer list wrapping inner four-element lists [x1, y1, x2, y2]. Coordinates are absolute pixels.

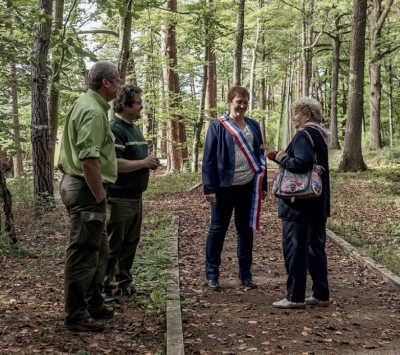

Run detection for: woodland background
[[0, 0, 400, 239]]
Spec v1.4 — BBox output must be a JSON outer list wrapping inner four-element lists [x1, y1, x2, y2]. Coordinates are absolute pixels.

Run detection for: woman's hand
[[205, 194, 216, 204], [261, 191, 268, 200], [264, 146, 277, 160]]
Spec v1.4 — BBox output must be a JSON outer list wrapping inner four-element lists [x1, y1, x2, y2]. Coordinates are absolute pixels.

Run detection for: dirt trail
[[149, 187, 400, 355]]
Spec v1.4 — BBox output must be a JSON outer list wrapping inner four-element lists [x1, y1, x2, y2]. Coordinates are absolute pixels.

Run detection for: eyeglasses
[[133, 101, 142, 105]]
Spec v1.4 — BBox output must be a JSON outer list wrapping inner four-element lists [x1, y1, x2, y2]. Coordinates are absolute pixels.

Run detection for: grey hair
[[291, 97, 323, 123], [88, 61, 117, 91]]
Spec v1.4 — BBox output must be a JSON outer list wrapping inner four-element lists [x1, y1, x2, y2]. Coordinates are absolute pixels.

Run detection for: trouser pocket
[[70, 211, 107, 250]]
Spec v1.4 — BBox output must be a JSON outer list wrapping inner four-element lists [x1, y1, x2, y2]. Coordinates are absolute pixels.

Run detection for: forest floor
[[1, 171, 400, 354]]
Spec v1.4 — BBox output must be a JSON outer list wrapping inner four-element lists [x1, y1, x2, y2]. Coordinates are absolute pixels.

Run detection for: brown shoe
[[64, 317, 104, 332], [90, 305, 114, 320]]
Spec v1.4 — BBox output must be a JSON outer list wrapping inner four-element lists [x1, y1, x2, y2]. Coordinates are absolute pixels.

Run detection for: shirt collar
[[87, 89, 110, 111], [115, 113, 133, 125]]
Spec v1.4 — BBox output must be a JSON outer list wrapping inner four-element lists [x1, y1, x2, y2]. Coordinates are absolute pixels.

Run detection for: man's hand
[[143, 156, 160, 170], [205, 193, 216, 204]]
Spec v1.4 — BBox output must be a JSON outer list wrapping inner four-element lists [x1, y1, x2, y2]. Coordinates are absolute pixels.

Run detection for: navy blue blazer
[[202, 116, 267, 195], [277, 127, 331, 220]]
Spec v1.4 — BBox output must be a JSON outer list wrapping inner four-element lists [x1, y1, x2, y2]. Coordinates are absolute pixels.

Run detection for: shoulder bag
[[271, 130, 324, 202]]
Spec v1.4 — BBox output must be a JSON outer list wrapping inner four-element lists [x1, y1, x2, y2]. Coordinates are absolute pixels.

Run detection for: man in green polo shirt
[[102, 85, 160, 301], [58, 61, 119, 332]]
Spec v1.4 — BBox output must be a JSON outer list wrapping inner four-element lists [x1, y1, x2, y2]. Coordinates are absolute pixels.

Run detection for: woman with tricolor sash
[[202, 86, 267, 291]]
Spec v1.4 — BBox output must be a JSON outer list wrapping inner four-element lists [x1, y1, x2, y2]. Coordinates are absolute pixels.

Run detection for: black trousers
[[281, 218, 329, 303]]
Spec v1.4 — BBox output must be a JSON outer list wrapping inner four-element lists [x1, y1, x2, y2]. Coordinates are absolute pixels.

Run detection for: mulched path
[[148, 187, 400, 355], [1, 183, 400, 355]]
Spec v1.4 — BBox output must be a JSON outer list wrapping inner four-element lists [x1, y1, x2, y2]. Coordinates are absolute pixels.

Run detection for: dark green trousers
[[104, 197, 142, 292], [60, 174, 109, 321]]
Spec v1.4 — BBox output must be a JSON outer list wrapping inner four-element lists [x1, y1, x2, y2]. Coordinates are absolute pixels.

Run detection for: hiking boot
[[207, 279, 220, 291], [102, 291, 120, 304], [64, 317, 104, 332], [90, 305, 114, 320], [305, 296, 330, 307], [272, 298, 306, 309]]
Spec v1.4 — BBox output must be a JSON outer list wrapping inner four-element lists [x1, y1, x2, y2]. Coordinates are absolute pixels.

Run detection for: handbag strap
[[302, 129, 317, 163]]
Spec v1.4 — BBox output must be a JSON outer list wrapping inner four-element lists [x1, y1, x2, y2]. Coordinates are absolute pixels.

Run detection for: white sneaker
[[305, 296, 330, 307], [272, 298, 306, 309]]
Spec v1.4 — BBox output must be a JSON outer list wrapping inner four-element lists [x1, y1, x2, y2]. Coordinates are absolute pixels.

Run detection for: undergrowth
[[328, 147, 400, 276]]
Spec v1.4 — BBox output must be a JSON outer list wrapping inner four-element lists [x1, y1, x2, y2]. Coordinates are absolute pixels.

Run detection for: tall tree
[[301, 0, 314, 96], [369, 0, 398, 150], [31, 0, 54, 212], [118, 0, 133, 84], [233, 0, 245, 86], [338, 0, 367, 172], [161, 0, 188, 173], [48, 0, 65, 174]]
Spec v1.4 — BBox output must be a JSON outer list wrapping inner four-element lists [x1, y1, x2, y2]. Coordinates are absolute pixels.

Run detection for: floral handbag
[[272, 130, 324, 202]]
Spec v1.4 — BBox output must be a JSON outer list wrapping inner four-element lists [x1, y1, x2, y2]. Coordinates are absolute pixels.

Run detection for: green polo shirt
[[57, 89, 117, 184]]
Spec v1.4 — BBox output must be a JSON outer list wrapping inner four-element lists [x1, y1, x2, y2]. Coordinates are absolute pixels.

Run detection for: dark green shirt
[[107, 115, 149, 198]]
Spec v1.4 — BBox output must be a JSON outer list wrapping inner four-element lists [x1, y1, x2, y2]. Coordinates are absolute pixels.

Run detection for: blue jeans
[[281, 218, 329, 303], [205, 180, 254, 281]]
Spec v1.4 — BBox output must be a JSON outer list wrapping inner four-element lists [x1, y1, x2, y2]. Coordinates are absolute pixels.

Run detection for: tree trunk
[[31, 0, 55, 212], [369, 0, 394, 150], [387, 63, 393, 148], [10, 60, 23, 176], [161, 0, 188, 173], [249, 2, 262, 112], [301, 0, 314, 97], [118, 0, 132, 85], [0, 152, 17, 243], [204, 0, 217, 139], [142, 53, 155, 154], [329, 15, 341, 150], [233, 0, 245, 86], [48, 0, 65, 176], [338, 0, 368, 172]]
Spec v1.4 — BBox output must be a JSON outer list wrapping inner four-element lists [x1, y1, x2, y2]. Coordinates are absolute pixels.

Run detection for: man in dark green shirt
[[58, 61, 119, 332], [103, 85, 160, 300]]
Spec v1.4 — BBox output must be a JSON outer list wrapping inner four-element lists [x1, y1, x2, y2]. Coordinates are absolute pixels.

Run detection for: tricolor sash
[[218, 114, 266, 230]]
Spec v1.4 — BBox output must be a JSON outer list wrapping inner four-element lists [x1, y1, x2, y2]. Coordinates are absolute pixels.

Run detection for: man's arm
[[81, 157, 106, 203], [117, 156, 160, 173]]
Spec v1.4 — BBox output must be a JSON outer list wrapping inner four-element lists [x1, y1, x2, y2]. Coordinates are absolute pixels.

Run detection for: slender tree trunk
[[204, 0, 217, 139], [258, 33, 266, 144], [0, 162, 17, 243], [369, 0, 394, 150], [329, 16, 341, 149], [301, 0, 314, 97], [142, 53, 155, 154], [48, 0, 65, 175], [10, 61, 23, 176], [31, 0, 54, 212], [249, 16, 261, 112], [161, 0, 188, 173], [338, 0, 368, 172], [387, 63, 393, 148], [118, 0, 132, 85], [233, 0, 245, 86]]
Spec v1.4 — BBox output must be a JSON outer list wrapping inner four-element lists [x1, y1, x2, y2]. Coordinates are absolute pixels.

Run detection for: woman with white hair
[[265, 97, 331, 309]]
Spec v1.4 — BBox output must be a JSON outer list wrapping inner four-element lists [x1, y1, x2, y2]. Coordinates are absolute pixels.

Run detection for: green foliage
[[145, 172, 201, 195], [131, 214, 172, 309]]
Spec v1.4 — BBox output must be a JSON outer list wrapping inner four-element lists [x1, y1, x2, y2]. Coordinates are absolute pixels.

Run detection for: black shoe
[[207, 279, 220, 291], [115, 285, 145, 296], [102, 291, 120, 304], [241, 279, 257, 289]]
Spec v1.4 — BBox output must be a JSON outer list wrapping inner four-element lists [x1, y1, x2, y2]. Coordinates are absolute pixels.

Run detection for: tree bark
[[161, 0, 188, 173], [338, 0, 368, 172], [233, 0, 245, 86], [10, 60, 23, 176], [369, 0, 394, 150], [0, 152, 17, 243], [48, 0, 65, 175], [31, 0, 55, 212], [118, 0, 132, 85], [329, 15, 341, 150]]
